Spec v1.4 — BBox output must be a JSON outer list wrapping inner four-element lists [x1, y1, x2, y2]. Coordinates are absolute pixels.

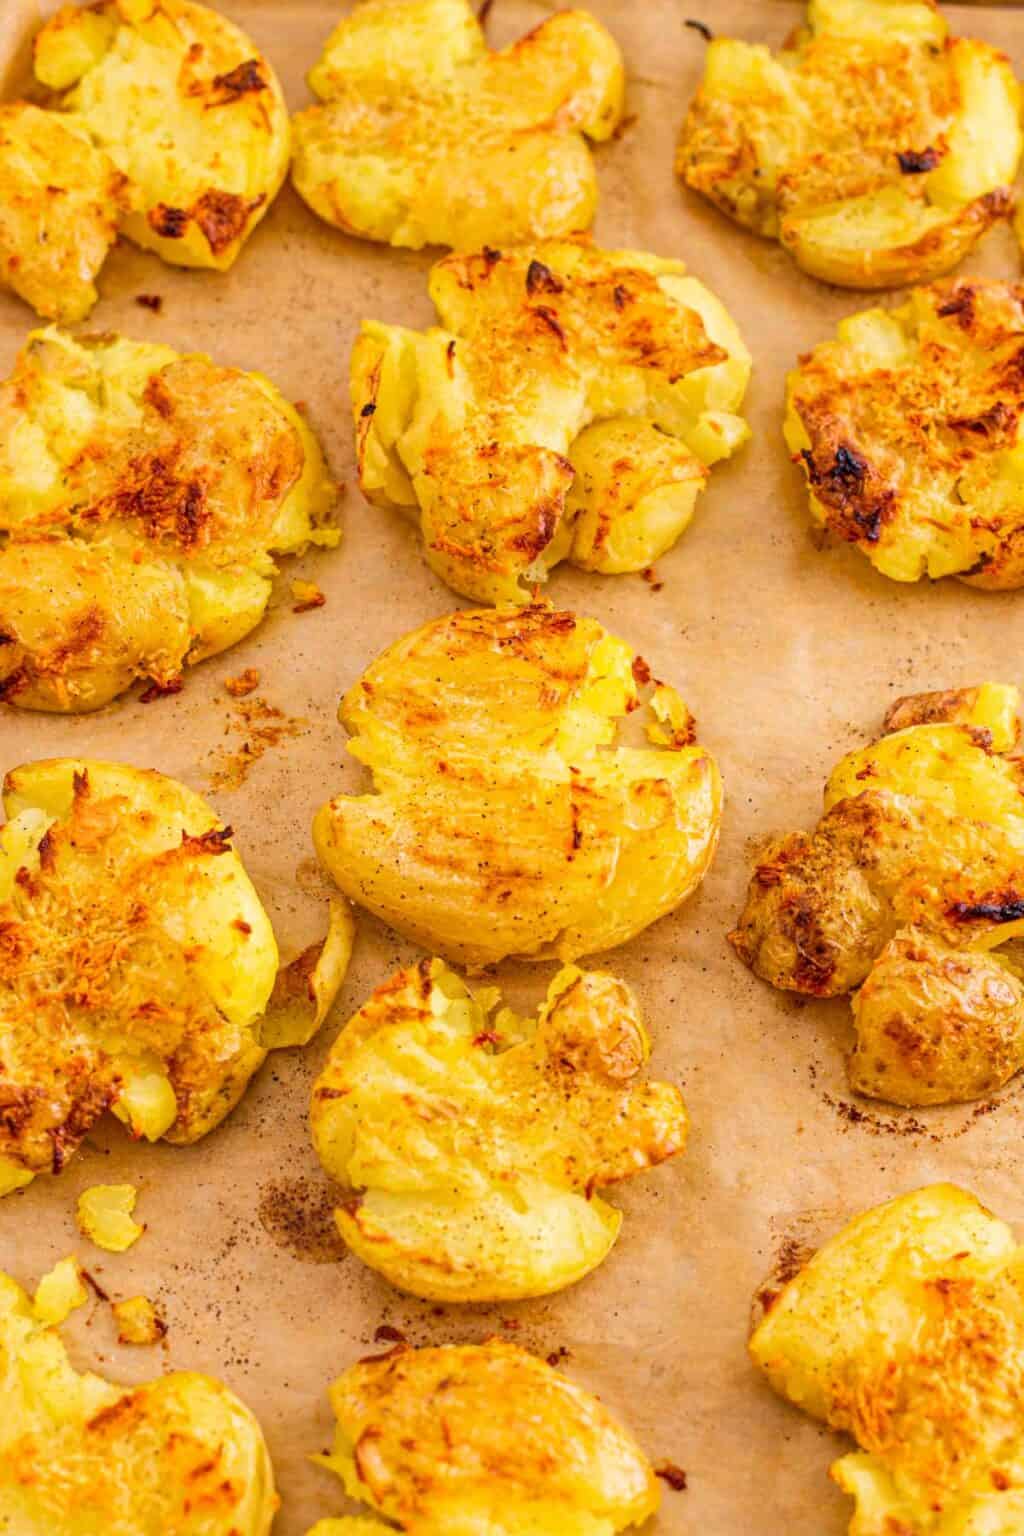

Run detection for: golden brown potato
[[314, 1340, 660, 1535], [787, 279, 1024, 588], [0, 1263, 276, 1533], [677, 0, 1020, 289], [314, 603, 722, 968], [291, 0, 623, 249], [352, 238, 750, 602], [0, 758, 350, 1196], [311, 959, 687, 1301], [750, 1184, 1024, 1536], [34, 0, 290, 271], [0, 103, 129, 323], [0, 327, 336, 711], [731, 683, 1024, 1105]]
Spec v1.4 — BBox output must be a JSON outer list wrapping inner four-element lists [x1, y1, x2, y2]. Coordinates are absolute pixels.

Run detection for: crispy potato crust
[[352, 238, 750, 602], [677, 0, 1020, 288], [731, 683, 1024, 1105], [311, 959, 687, 1300], [751, 1184, 1024, 1536], [0, 327, 336, 711], [788, 278, 1024, 587], [34, 0, 290, 271], [291, 0, 624, 249], [0, 1266, 275, 1534], [314, 603, 722, 968], [315, 1340, 659, 1534]]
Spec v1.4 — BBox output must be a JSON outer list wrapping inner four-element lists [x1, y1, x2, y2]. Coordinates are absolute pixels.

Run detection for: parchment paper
[[2, 2, 1024, 1530]]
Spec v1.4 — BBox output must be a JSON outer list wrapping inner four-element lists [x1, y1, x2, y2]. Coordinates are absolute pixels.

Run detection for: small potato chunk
[[0, 327, 336, 711], [32, 1256, 87, 1325], [292, 0, 624, 249], [34, 0, 291, 270], [732, 685, 1024, 1106], [678, 0, 1020, 288], [0, 1265, 275, 1533], [312, 960, 686, 1300], [113, 1293, 167, 1344], [314, 603, 722, 967], [0, 103, 129, 323], [77, 1184, 144, 1252], [314, 1340, 659, 1535], [750, 1184, 1024, 1535], [352, 240, 750, 602]]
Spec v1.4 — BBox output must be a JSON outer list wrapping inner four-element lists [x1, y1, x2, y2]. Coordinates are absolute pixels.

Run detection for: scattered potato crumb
[[113, 1294, 167, 1345], [225, 667, 261, 698], [77, 1184, 144, 1252], [33, 1256, 87, 1325], [135, 293, 163, 312], [291, 578, 326, 612]]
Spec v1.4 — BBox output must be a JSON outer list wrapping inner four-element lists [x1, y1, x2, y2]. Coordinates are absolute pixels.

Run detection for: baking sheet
[[3, 1, 1024, 1530]]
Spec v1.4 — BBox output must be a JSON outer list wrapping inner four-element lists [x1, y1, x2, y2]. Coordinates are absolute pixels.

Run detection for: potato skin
[[318, 1340, 660, 1534], [314, 603, 722, 968], [311, 959, 687, 1301], [732, 686, 1024, 1105], [34, 0, 290, 271], [750, 1184, 1024, 1536], [351, 239, 750, 603], [291, 0, 624, 249], [677, 1, 1021, 288]]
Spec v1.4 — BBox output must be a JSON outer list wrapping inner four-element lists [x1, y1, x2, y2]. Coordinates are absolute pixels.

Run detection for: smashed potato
[[677, 0, 1020, 289], [291, 0, 623, 249], [732, 683, 1024, 1105], [0, 103, 129, 323], [312, 960, 687, 1301], [751, 1183, 1024, 1536], [0, 326, 336, 711], [0, 758, 349, 1193], [0, 1264, 275, 1533], [788, 278, 1024, 588], [353, 238, 750, 602], [314, 1339, 660, 1535], [314, 604, 722, 968], [34, 0, 290, 272]]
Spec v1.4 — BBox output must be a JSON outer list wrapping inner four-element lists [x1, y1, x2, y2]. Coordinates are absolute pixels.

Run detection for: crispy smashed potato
[[312, 960, 687, 1301], [352, 238, 750, 602], [291, 0, 623, 249], [34, 0, 290, 272], [751, 1184, 1024, 1536], [731, 683, 1024, 1105], [0, 327, 336, 711], [77, 1184, 144, 1252], [0, 103, 129, 323], [314, 604, 722, 968], [313, 1340, 660, 1535], [788, 278, 1024, 588], [0, 758, 349, 1194], [677, 0, 1020, 289], [0, 1264, 275, 1533]]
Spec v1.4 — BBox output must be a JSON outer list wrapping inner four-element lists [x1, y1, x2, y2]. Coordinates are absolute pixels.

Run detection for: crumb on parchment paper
[[291, 578, 326, 612], [206, 695, 305, 792], [225, 667, 260, 698], [113, 1294, 167, 1345]]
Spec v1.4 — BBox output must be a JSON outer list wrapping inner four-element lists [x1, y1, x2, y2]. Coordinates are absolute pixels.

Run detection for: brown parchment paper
[[3, 1, 1024, 1530]]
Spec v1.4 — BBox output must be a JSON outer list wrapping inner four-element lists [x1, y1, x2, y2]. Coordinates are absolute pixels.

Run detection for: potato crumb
[[33, 1256, 87, 1324], [291, 578, 326, 612], [113, 1294, 167, 1345], [225, 667, 261, 698], [77, 1184, 144, 1253]]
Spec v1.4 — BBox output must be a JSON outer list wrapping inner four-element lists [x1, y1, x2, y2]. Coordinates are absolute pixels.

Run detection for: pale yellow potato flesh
[[751, 1184, 1024, 1536]]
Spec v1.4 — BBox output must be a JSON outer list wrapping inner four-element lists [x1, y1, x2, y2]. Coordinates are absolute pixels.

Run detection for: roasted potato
[[313, 1339, 660, 1535], [0, 326, 336, 711], [677, 0, 1020, 289], [0, 103, 129, 323], [788, 278, 1024, 588], [311, 959, 687, 1301], [731, 683, 1024, 1105], [291, 0, 623, 250], [314, 603, 722, 968], [352, 238, 750, 602], [751, 1183, 1024, 1535], [0, 757, 350, 1196], [33, 0, 290, 272], [0, 1262, 276, 1533]]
